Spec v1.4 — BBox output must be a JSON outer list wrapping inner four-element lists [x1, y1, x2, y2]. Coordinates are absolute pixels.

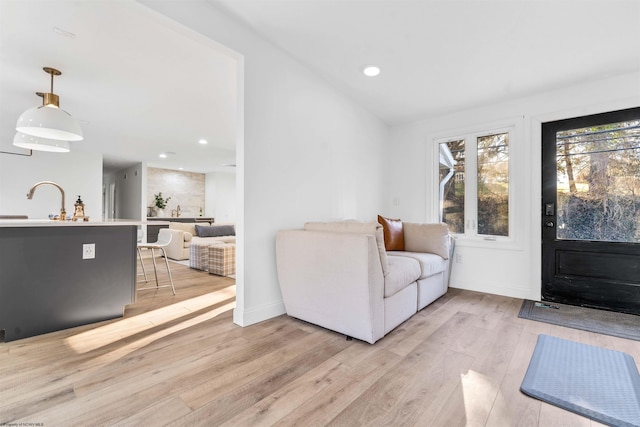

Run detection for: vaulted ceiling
[[1, 1, 639, 173], [215, 0, 640, 124]]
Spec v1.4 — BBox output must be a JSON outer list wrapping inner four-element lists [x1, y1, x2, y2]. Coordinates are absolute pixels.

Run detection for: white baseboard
[[233, 300, 286, 327]]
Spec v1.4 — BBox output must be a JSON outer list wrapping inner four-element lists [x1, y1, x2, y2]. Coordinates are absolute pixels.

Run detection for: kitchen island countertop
[[0, 219, 168, 227]]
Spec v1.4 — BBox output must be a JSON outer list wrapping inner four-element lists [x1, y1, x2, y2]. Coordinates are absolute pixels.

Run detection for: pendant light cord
[[0, 149, 33, 157]]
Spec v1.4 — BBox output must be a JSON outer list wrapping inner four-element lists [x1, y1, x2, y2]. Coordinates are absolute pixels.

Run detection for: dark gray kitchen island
[[0, 219, 141, 341]]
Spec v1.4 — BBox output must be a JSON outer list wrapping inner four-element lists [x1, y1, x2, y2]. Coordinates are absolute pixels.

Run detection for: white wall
[[0, 150, 102, 220], [386, 72, 640, 300], [102, 171, 116, 220], [142, 0, 389, 325], [205, 171, 236, 223], [114, 163, 144, 220]]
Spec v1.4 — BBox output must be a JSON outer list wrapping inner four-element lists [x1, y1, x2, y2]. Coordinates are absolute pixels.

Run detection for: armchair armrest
[[403, 222, 451, 259], [275, 230, 385, 344]]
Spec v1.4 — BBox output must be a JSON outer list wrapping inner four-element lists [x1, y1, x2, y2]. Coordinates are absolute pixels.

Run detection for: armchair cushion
[[183, 231, 193, 242], [389, 252, 447, 279], [384, 256, 421, 297], [403, 222, 450, 259], [378, 215, 405, 251]]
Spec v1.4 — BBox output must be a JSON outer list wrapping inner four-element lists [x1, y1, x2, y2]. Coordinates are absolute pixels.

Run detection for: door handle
[[544, 221, 554, 228]]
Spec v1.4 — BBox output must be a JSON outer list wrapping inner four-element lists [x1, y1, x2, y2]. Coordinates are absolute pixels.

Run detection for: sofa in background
[[275, 218, 452, 344], [164, 222, 235, 261]]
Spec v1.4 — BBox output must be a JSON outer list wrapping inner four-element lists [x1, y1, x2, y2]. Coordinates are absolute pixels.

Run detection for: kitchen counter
[[0, 219, 165, 227], [0, 221, 143, 341], [145, 217, 211, 242]]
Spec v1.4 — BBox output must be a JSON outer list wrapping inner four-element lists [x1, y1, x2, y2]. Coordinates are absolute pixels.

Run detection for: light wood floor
[[1, 259, 636, 426]]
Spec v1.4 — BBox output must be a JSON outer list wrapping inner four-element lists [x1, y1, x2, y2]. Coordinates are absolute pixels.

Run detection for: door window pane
[[477, 132, 509, 236], [556, 119, 640, 242], [439, 140, 465, 234]]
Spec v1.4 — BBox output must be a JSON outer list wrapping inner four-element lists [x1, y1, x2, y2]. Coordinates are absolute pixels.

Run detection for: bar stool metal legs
[[136, 228, 176, 295], [137, 247, 148, 282]]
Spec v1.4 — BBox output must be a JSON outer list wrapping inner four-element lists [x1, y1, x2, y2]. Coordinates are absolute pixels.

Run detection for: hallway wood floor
[[1, 260, 635, 426]]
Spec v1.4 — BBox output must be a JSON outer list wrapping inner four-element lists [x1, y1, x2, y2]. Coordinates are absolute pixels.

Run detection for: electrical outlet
[[456, 253, 463, 264], [83, 243, 95, 260]]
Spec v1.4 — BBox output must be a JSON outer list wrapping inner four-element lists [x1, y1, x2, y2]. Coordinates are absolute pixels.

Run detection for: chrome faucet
[[27, 181, 66, 221]]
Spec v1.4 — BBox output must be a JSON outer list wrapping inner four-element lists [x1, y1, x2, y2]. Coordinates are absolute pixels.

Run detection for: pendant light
[[15, 67, 83, 142], [12, 132, 70, 153]]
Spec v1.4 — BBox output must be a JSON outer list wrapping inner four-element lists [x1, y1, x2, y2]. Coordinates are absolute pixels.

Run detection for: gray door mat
[[521, 334, 640, 426], [518, 299, 640, 341]]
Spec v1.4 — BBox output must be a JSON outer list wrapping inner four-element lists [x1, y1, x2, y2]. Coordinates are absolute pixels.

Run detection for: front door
[[542, 107, 640, 314]]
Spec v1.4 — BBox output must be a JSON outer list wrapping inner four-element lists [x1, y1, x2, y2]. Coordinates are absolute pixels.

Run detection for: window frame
[[430, 118, 525, 250]]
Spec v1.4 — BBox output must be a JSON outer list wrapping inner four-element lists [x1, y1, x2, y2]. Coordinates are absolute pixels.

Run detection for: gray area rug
[[519, 300, 640, 341], [521, 334, 640, 426]]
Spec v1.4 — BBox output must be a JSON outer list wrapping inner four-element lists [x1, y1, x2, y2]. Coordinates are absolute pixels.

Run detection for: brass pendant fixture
[[15, 67, 83, 146]]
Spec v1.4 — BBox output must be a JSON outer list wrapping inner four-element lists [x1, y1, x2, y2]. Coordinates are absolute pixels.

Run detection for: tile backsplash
[[147, 167, 205, 217]]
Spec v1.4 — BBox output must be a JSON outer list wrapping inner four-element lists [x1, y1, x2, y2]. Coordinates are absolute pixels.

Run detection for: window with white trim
[[438, 126, 514, 240]]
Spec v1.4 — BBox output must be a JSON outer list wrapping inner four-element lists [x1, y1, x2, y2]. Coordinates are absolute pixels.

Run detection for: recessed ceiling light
[[159, 153, 167, 158], [198, 139, 208, 145], [363, 66, 381, 77]]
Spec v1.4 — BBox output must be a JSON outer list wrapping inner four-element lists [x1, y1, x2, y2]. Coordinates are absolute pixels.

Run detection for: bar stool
[[137, 227, 148, 282], [136, 228, 176, 295]]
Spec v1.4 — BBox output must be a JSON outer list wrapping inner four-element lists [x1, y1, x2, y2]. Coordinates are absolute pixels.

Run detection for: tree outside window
[[556, 119, 640, 243], [438, 129, 511, 238]]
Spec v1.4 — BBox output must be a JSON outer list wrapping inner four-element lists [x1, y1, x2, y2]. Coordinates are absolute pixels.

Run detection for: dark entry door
[[542, 107, 640, 314]]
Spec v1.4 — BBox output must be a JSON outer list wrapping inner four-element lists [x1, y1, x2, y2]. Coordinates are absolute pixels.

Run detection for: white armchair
[[276, 221, 452, 344]]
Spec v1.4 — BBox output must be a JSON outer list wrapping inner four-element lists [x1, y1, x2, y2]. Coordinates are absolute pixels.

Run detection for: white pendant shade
[[13, 132, 70, 153], [16, 104, 83, 141]]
